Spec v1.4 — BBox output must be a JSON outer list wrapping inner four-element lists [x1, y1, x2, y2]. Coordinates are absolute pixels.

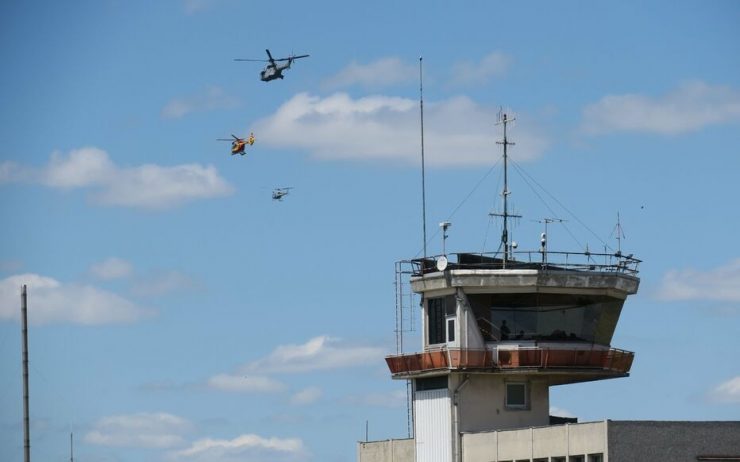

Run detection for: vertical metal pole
[[419, 57, 428, 265], [495, 113, 516, 268], [399, 268, 403, 355], [407, 379, 412, 438], [502, 115, 509, 266], [394, 262, 399, 355], [21, 284, 30, 462], [70, 433, 74, 462]]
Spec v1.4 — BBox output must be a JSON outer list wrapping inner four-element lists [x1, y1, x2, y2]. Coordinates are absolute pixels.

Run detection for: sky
[[1, 1, 739, 461]]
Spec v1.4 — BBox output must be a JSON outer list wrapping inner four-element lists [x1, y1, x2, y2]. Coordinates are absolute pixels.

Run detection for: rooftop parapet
[[408, 251, 640, 299], [411, 251, 641, 277]]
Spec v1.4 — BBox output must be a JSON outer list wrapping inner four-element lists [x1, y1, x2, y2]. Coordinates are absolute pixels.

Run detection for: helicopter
[[217, 133, 255, 156], [235, 49, 309, 82], [272, 187, 293, 201]]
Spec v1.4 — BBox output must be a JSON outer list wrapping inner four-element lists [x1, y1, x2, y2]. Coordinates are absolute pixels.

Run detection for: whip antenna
[[419, 56, 428, 265]]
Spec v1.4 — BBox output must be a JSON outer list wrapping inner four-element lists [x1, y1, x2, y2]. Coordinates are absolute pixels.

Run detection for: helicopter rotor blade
[[273, 54, 309, 62], [265, 49, 277, 65], [234, 58, 269, 62]]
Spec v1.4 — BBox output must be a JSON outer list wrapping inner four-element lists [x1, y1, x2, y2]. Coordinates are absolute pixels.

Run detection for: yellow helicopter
[[217, 132, 255, 156]]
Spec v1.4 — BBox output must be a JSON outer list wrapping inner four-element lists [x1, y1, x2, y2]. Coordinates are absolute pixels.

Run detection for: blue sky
[[1, 1, 739, 461]]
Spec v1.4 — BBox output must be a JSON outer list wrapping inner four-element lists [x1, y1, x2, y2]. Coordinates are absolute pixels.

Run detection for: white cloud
[[85, 412, 193, 448], [549, 406, 576, 418], [253, 92, 548, 167], [707, 376, 740, 404], [207, 374, 286, 393], [0, 161, 33, 184], [451, 51, 511, 85], [656, 258, 740, 302], [92, 162, 233, 209], [345, 389, 407, 409], [0, 273, 152, 325], [182, 0, 220, 14], [172, 433, 307, 462], [90, 257, 134, 280], [290, 387, 322, 405], [707, 305, 740, 317], [0, 161, 15, 182], [44, 147, 115, 188], [162, 86, 239, 119], [138, 379, 187, 392], [88, 260, 200, 296], [323, 57, 417, 88], [2, 147, 233, 209], [580, 81, 740, 135], [131, 270, 199, 297], [243, 336, 384, 374]]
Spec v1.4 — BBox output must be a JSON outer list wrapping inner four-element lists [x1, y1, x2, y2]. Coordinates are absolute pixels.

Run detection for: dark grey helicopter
[[235, 49, 309, 82], [272, 187, 293, 201]]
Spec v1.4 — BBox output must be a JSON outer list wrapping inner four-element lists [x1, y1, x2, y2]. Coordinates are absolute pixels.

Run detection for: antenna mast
[[21, 285, 31, 462], [419, 57, 428, 265], [494, 112, 517, 267], [537, 218, 565, 266], [613, 212, 625, 254]]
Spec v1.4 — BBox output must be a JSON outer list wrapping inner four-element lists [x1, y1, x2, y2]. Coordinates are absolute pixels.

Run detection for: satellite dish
[[436, 256, 448, 271]]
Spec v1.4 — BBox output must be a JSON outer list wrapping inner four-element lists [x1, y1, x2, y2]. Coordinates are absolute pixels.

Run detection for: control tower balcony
[[385, 345, 634, 385]]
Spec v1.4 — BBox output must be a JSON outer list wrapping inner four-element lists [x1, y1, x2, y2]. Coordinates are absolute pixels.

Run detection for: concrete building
[[359, 421, 740, 462], [357, 115, 740, 462]]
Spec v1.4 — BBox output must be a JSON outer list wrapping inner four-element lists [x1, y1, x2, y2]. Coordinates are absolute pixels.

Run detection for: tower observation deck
[[380, 113, 642, 462], [386, 250, 640, 385]]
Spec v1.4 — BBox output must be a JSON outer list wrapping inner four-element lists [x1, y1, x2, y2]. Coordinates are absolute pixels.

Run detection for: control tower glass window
[[467, 293, 624, 344], [428, 296, 456, 345]]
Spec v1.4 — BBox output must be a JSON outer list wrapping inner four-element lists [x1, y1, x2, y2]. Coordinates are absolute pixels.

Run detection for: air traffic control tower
[[378, 115, 641, 462]]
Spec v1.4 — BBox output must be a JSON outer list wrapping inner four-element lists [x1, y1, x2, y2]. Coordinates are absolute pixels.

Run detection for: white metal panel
[[414, 388, 452, 462]]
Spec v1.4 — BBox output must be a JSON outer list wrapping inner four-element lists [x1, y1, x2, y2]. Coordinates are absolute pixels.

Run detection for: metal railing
[[495, 346, 634, 371], [385, 346, 634, 376], [409, 250, 641, 276]]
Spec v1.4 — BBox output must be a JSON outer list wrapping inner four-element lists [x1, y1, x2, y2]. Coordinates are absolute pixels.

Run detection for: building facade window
[[505, 382, 528, 409], [415, 376, 448, 391], [447, 317, 456, 343], [427, 296, 456, 345]]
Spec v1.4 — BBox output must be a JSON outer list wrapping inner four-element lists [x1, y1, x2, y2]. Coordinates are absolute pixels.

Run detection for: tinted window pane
[[428, 298, 445, 344], [428, 296, 456, 345], [506, 383, 526, 407], [468, 293, 623, 343], [416, 376, 448, 391]]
